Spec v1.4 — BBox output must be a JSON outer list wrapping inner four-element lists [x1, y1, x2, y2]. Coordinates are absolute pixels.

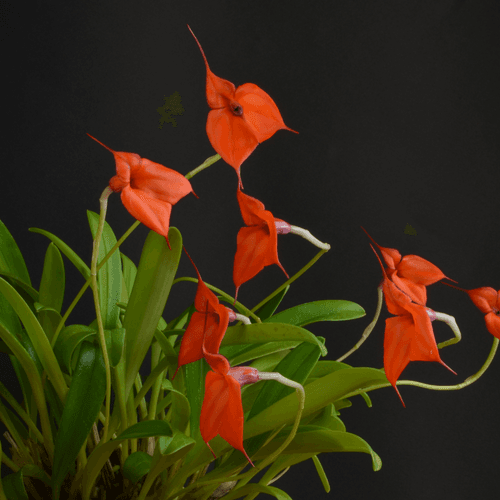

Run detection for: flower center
[[229, 100, 243, 116]]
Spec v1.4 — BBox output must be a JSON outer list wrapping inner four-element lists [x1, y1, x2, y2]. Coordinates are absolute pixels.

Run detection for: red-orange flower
[[445, 285, 500, 339], [174, 251, 230, 378], [87, 134, 194, 247], [188, 25, 297, 187], [233, 187, 289, 299], [361, 227, 452, 305], [200, 353, 259, 466], [369, 241, 455, 406]]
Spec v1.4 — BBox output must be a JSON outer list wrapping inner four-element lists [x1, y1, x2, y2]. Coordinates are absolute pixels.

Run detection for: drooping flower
[[87, 134, 194, 248], [173, 249, 230, 378], [233, 187, 289, 299], [200, 353, 259, 466], [361, 227, 453, 305], [368, 242, 455, 406], [444, 284, 500, 339], [188, 25, 297, 187]]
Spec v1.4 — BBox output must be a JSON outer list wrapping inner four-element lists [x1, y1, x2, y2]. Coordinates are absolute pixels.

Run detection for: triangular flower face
[[188, 25, 297, 187], [233, 188, 288, 299], [87, 134, 194, 247]]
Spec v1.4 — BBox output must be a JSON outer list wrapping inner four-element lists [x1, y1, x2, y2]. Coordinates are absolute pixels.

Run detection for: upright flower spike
[[233, 187, 289, 300], [188, 25, 298, 187], [87, 134, 194, 248], [361, 227, 453, 305], [369, 243, 455, 406], [200, 353, 259, 467]]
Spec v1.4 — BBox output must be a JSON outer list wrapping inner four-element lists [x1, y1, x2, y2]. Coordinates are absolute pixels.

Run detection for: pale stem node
[[289, 225, 331, 251], [337, 286, 383, 362], [426, 308, 462, 349], [227, 308, 251, 325]]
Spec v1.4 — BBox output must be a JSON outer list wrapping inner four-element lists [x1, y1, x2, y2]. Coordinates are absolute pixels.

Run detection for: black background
[[3, 1, 500, 498]]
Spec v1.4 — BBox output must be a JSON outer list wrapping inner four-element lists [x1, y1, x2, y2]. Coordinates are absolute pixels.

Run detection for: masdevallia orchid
[[87, 134, 194, 248], [233, 187, 289, 300], [188, 25, 297, 187]]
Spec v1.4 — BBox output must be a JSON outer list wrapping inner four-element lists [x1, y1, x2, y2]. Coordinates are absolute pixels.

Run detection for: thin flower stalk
[[90, 186, 114, 443], [185, 153, 221, 180], [337, 286, 384, 362], [251, 247, 330, 313], [426, 309, 462, 349]]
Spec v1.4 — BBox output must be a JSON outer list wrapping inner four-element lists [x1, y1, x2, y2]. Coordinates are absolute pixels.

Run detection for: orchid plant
[[0, 25, 498, 500]]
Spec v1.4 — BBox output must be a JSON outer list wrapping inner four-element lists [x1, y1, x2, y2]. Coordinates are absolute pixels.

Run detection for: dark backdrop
[[3, 1, 500, 499]]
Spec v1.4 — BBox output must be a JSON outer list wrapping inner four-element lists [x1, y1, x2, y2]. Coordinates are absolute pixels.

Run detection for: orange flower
[[233, 187, 289, 299], [368, 241, 455, 406], [445, 285, 500, 339], [87, 134, 194, 248], [200, 353, 259, 466], [361, 227, 452, 305], [173, 249, 230, 378], [188, 25, 297, 187]]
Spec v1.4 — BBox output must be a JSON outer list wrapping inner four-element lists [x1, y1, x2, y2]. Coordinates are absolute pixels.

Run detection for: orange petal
[[206, 108, 258, 173], [397, 254, 447, 286], [485, 312, 500, 339], [466, 287, 498, 314], [235, 83, 298, 142], [120, 187, 172, 239]]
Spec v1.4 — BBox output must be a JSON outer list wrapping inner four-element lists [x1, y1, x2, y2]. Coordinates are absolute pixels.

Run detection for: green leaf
[[184, 359, 208, 444], [82, 421, 173, 500], [221, 340, 300, 367], [39, 243, 65, 314], [52, 341, 106, 500], [0, 277, 67, 402], [120, 252, 137, 300], [29, 227, 90, 280], [104, 327, 125, 367], [222, 322, 327, 357], [2, 469, 29, 500], [161, 379, 190, 431], [223, 483, 293, 500], [252, 285, 289, 322], [265, 300, 366, 326], [123, 451, 153, 484], [87, 210, 122, 330], [244, 367, 388, 441], [0, 220, 31, 286], [53, 324, 96, 375], [254, 426, 382, 471], [122, 228, 182, 400], [312, 454, 330, 492]]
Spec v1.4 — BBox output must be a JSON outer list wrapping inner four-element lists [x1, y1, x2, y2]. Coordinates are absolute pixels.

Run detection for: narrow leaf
[[123, 451, 153, 484], [122, 228, 182, 399], [0, 220, 31, 285], [29, 227, 90, 280], [222, 322, 327, 356], [87, 210, 122, 330], [265, 300, 366, 326], [39, 243, 65, 314], [52, 341, 106, 500]]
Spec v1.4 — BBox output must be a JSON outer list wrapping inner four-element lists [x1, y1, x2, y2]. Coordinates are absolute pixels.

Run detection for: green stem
[[336, 287, 383, 362], [185, 154, 221, 180], [51, 220, 141, 349], [342, 336, 499, 400], [171, 277, 261, 323], [90, 186, 113, 443], [251, 247, 329, 314]]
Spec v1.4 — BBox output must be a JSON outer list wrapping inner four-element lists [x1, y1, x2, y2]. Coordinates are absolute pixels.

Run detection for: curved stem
[[251, 247, 329, 314], [429, 310, 462, 349], [90, 186, 113, 443], [51, 220, 141, 348], [337, 287, 383, 362], [342, 337, 499, 400], [289, 225, 330, 251], [185, 154, 221, 180], [171, 277, 261, 323]]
